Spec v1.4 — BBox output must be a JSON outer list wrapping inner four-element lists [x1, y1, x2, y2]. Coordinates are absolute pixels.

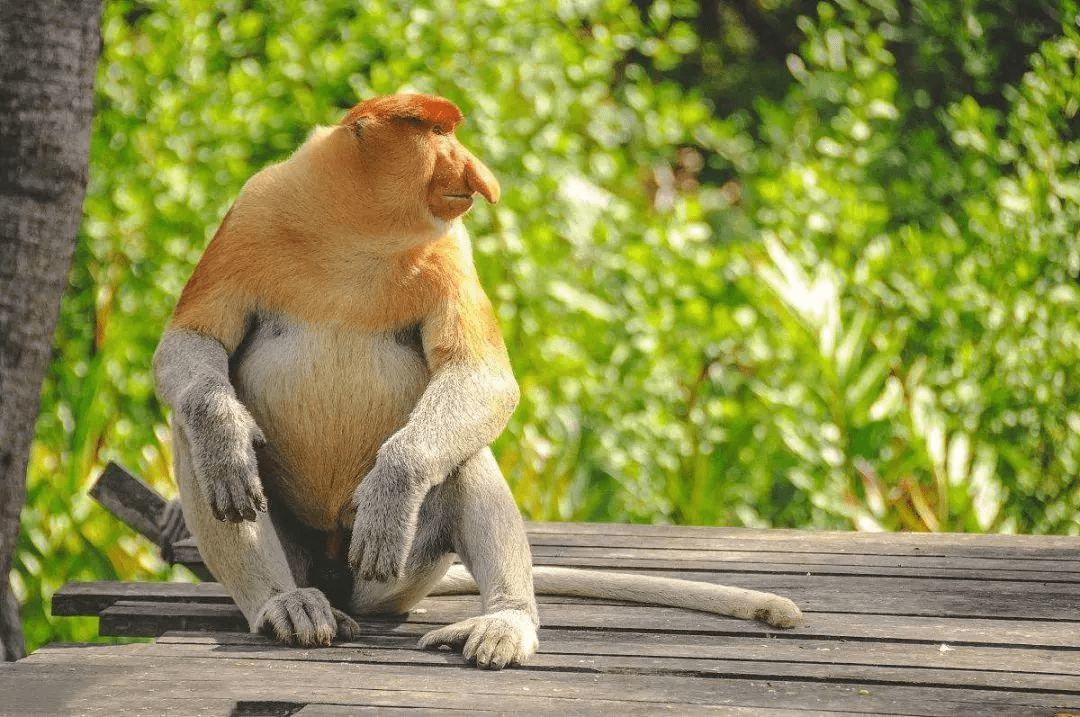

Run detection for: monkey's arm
[[152, 233, 270, 525], [154, 327, 267, 522], [349, 278, 518, 581]]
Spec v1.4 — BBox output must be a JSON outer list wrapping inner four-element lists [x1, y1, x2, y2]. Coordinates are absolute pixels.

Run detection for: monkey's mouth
[[442, 193, 475, 211], [430, 192, 476, 221]]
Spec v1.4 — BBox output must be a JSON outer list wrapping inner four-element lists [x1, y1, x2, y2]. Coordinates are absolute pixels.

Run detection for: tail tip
[[755, 596, 803, 629]]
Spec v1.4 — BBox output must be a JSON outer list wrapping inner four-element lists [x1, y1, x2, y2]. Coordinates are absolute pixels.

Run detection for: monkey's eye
[[432, 125, 447, 136]]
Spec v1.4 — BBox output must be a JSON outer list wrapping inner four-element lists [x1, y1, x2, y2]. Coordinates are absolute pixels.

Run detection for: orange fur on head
[[341, 94, 464, 136]]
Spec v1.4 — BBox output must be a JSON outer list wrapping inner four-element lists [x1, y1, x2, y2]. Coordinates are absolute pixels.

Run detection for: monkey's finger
[[228, 479, 252, 521], [243, 469, 268, 514], [240, 488, 267, 521], [207, 488, 228, 522], [222, 475, 262, 522]]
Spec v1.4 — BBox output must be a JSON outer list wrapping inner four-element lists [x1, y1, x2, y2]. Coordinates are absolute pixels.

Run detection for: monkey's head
[[335, 94, 500, 247]]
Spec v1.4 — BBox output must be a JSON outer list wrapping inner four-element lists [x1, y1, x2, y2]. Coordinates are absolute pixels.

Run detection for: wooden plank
[[89, 594, 1080, 653], [89, 461, 168, 546], [169, 529, 1080, 565], [524, 521, 1080, 553], [52, 580, 230, 616], [526, 544, 1080, 580], [286, 701, 838, 716], [526, 553, 1080, 582], [407, 597, 1080, 648], [90, 633, 1080, 693], [526, 528, 1080, 560], [157, 629, 1080, 679], [0, 666, 988, 717], [11, 642, 1080, 716], [56, 569, 1080, 623], [100, 600, 246, 636]]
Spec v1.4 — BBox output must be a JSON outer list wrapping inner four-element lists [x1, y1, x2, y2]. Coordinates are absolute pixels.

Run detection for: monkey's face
[[424, 127, 500, 222], [339, 94, 500, 250]]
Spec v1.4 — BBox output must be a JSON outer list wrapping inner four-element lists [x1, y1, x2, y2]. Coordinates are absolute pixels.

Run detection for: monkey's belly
[[231, 317, 429, 531]]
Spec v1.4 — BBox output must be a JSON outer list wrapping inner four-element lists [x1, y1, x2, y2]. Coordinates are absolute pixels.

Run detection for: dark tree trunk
[[0, 0, 103, 661]]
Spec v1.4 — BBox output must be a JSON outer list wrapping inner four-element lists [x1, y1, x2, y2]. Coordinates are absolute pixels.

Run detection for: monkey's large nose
[[464, 154, 500, 204]]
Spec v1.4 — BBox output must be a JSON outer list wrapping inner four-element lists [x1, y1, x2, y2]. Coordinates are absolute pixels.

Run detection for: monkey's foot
[[755, 595, 803, 629], [254, 588, 360, 647], [418, 609, 539, 670]]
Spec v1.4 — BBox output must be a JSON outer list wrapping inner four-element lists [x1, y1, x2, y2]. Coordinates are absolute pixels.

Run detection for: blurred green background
[[14, 0, 1080, 653]]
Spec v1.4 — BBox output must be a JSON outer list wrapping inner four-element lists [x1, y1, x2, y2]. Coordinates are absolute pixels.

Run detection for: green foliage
[[15, 0, 1080, 652]]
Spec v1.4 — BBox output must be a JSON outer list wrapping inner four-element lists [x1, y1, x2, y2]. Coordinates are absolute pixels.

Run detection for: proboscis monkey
[[153, 93, 802, 670]]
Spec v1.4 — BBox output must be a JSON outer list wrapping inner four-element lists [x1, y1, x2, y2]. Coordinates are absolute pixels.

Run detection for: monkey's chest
[[230, 315, 429, 531]]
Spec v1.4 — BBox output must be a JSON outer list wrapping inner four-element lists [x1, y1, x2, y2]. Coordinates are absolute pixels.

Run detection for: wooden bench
[[1, 463, 1079, 715]]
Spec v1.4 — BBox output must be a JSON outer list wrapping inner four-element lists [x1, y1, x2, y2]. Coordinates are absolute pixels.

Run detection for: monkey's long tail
[[430, 564, 802, 629]]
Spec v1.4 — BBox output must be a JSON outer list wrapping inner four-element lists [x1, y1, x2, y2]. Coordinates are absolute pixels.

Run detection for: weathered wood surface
[[88, 462, 169, 547], [4, 522, 1080, 716]]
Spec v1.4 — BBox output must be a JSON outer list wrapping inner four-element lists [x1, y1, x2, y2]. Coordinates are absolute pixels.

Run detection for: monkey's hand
[[254, 588, 361, 648], [178, 386, 268, 523], [418, 609, 539, 670], [348, 450, 426, 582]]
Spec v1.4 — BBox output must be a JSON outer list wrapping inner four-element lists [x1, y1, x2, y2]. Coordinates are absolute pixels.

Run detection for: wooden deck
[[3, 521, 1080, 716]]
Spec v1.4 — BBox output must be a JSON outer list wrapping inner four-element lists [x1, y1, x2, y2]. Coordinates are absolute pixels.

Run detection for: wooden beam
[[89, 462, 167, 546]]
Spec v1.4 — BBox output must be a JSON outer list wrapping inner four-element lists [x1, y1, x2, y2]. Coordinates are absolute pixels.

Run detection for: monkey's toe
[[331, 607, 362, 642], [254, 588, 338, 647]]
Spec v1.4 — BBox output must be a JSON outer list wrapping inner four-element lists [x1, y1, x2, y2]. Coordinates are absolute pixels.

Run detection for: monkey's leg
[[174, 427, 357, 647], [417, 447, 539, 669]]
